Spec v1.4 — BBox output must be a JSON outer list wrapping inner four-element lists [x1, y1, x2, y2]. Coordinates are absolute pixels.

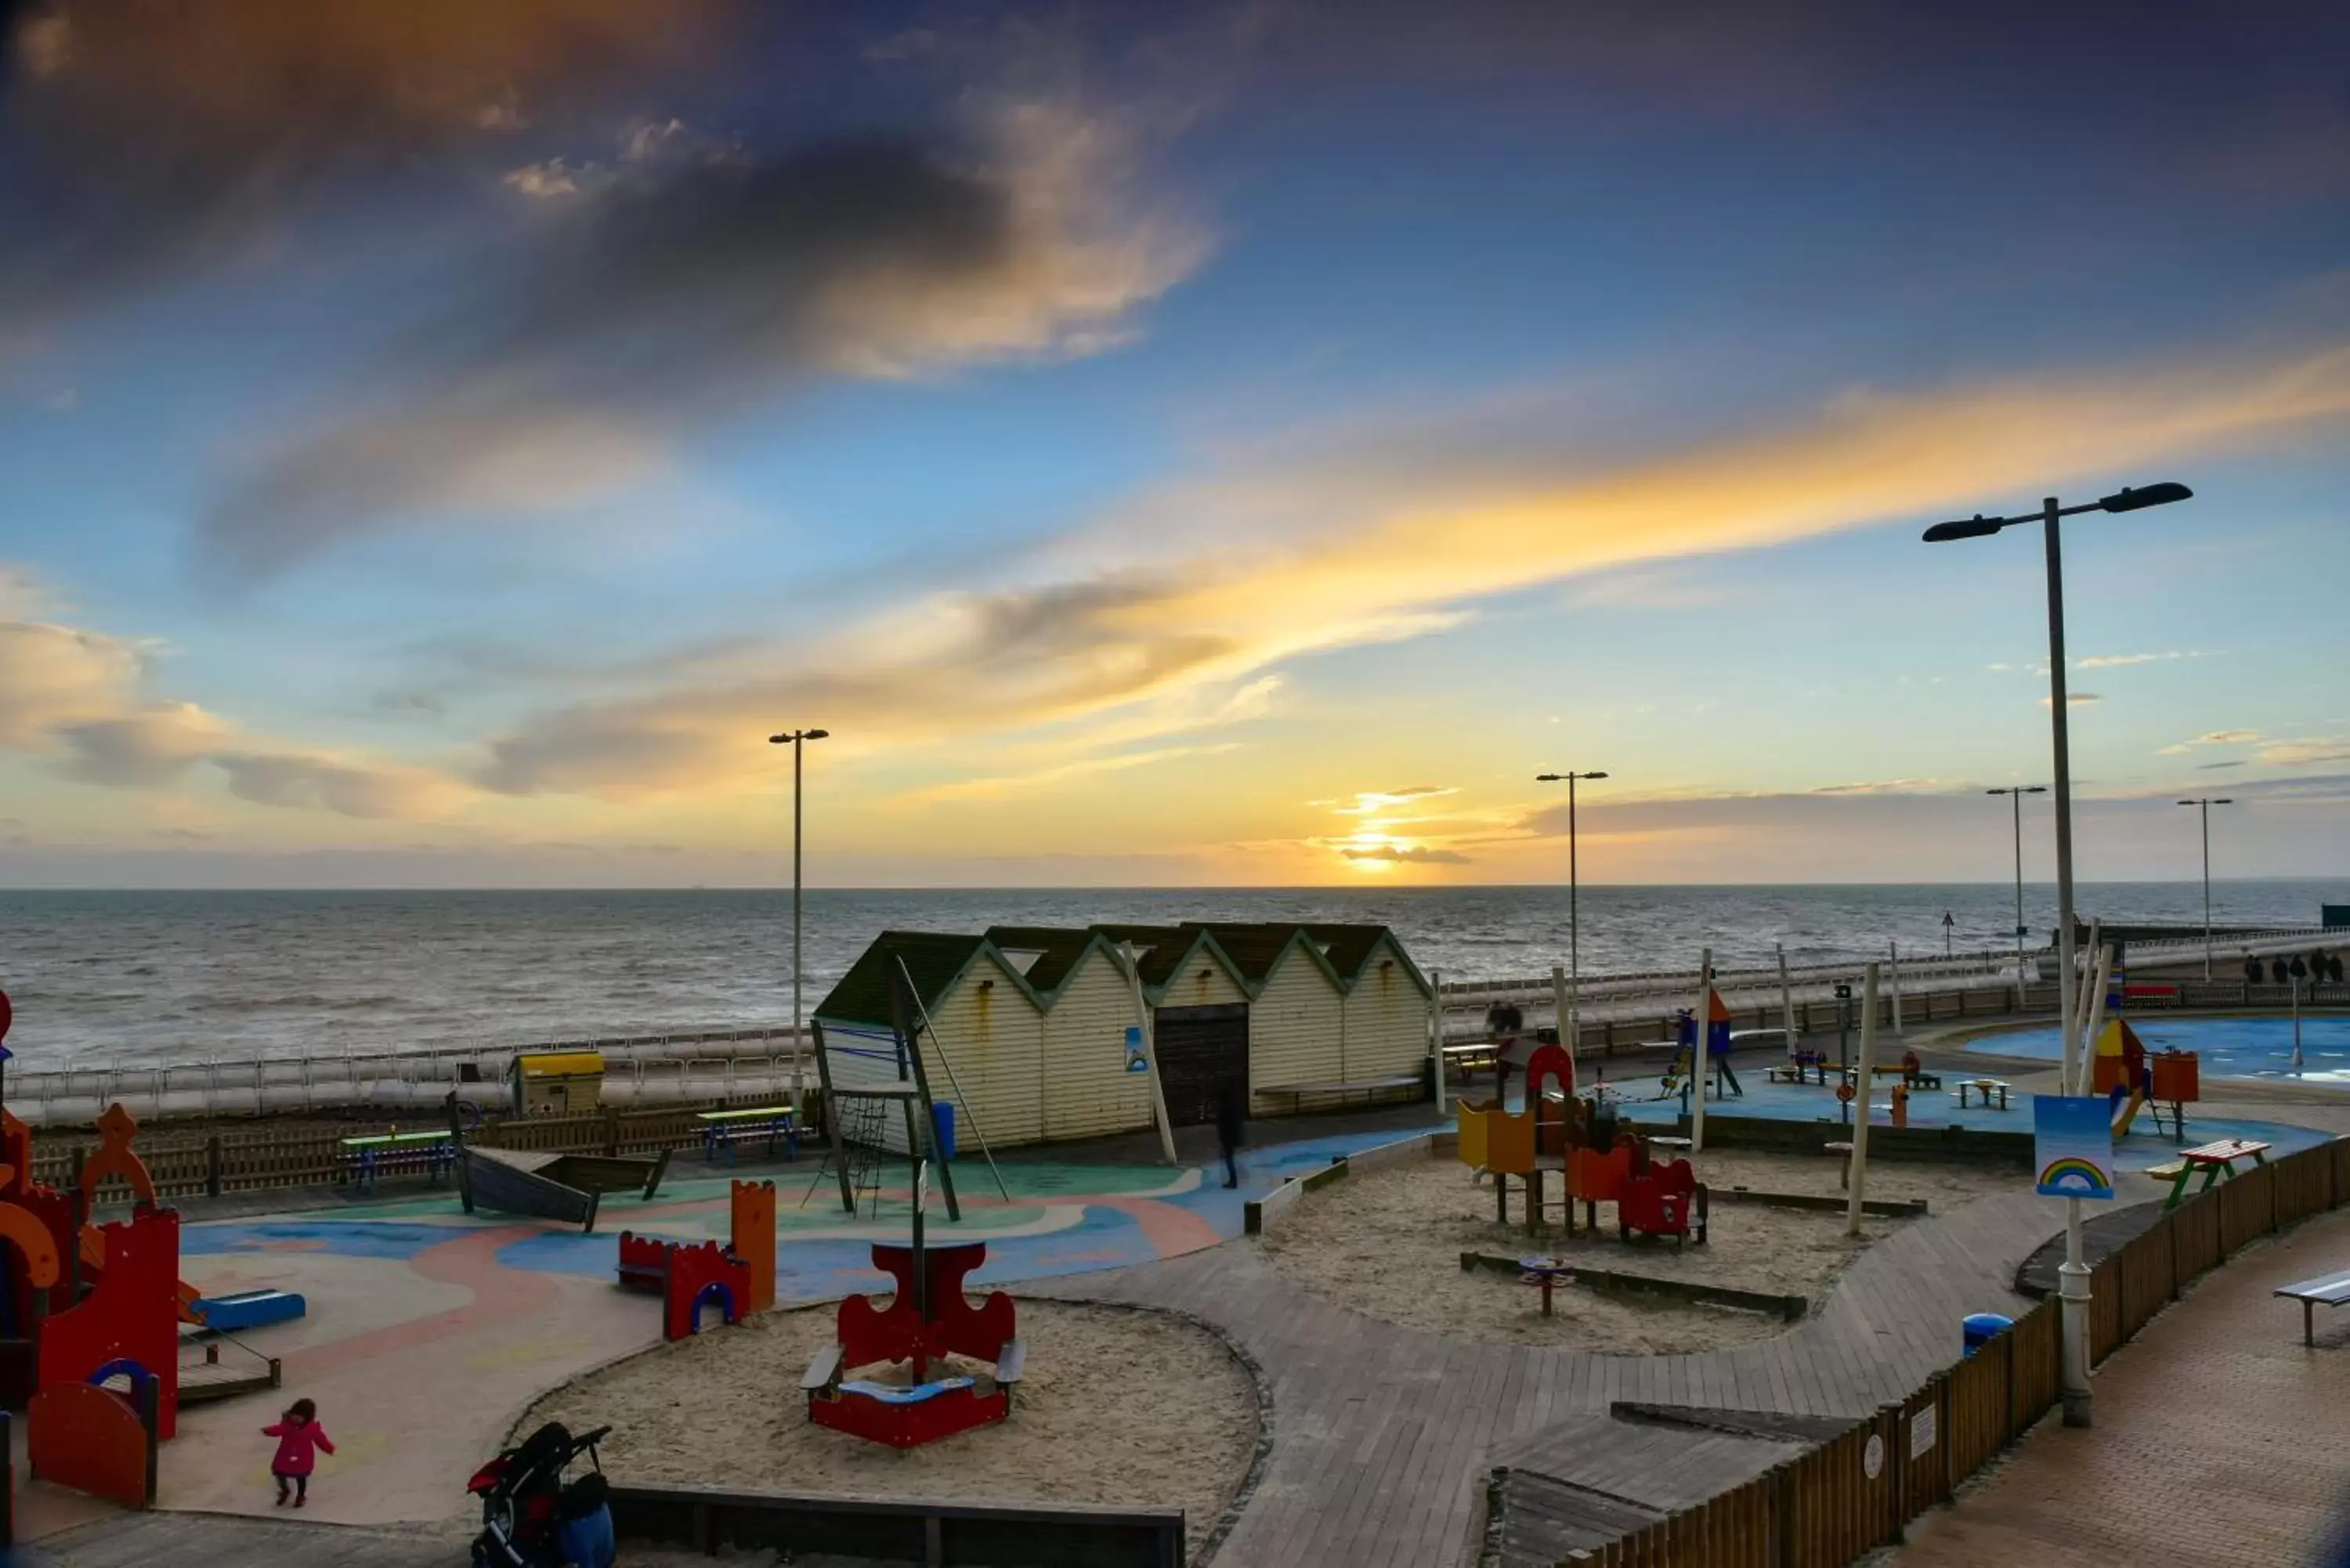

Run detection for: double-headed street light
[[1535, 770, 1608, 1051], [1925, 479, 2193, 1432], [1986, 786, 2048, 981], [768, 728, 830, 1119], [2177, 797, 2234, 981]]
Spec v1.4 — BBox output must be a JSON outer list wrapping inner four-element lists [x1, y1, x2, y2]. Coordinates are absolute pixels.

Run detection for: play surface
[[22, 1126, 1426, 1539], [1964, 1014, 2350, 1087]]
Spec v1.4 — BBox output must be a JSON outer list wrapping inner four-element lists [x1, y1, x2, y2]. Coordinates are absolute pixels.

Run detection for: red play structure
[[802, 1239, 1025, 1451], [614, 1179, 774, 1342], [1618, 1157, 1708, 1249]]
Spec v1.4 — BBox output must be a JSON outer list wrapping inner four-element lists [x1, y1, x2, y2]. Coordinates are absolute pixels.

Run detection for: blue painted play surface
[[1966, 1016, 2350, 1088]]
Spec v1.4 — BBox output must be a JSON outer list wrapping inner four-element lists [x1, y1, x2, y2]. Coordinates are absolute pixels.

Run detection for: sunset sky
[[2, 2, 2347, 887]]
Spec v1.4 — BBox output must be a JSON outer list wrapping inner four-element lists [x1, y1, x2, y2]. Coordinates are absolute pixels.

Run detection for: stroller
[[468, 1420, 611, 1567]]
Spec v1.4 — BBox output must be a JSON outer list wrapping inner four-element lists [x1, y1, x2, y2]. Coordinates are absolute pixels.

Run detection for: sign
[[1910, 1406, 1936, 1458], [1123, 1024, 1149, 1074], [1835, 1082, 1855, 1104], [2033, 1095, 2117, 1199], [1862, 1433, 1885, 1479]]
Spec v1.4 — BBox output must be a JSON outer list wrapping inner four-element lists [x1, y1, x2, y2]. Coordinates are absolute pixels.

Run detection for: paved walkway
[[1890, 1205, 2350, 1568]]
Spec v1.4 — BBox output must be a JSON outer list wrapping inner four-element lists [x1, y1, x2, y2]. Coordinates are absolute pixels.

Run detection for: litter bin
[[931, 1101, 956, 1162], [1961, 1312, 2013, 1357]]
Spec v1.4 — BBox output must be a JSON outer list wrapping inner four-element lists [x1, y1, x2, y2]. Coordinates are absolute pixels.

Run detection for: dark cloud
[[1340, 844, 1472, 865]]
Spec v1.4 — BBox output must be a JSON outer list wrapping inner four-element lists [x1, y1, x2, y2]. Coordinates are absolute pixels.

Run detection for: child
[[555, 1471, 617, 1568], [262, 1397, 335, 1508]]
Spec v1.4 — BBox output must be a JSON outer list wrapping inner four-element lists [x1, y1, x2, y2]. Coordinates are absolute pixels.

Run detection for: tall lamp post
[[2177, 797, 2234, 981], [768, 728, 830, 1122], [1987, 786, 2048, 984], [1535, 770, 1609, 1052], [1925, 479, 2193, 1430]]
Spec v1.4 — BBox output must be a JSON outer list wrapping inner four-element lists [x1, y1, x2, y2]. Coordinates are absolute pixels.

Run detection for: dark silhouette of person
[[2290, 956, 2311, 984], [2330, 955, 2345, 984], [2243, 955, 2263, 983], [1214, 1079, 1245, 1190], [2272, 957, 2290, 985]]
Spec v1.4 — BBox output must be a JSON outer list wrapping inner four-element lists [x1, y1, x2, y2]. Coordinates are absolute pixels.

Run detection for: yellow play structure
[[2091, 1018, 2200, 1139]]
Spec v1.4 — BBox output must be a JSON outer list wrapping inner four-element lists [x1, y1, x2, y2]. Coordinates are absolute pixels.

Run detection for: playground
[[1259, 1143, 2011, 1351], [519, 1297, 1259, 1562], [1963, 1013, 2350, 1088]]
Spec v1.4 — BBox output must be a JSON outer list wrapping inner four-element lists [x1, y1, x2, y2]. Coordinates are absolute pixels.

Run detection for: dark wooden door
[[1153, 1003, 1250, 1127]]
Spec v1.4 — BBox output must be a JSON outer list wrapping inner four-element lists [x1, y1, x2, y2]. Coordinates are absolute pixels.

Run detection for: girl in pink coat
[[262, 1397, 335, 1507]]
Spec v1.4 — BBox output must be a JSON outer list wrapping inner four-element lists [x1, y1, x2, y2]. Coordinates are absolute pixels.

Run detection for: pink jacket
[[262, 1417, 335, 1476]]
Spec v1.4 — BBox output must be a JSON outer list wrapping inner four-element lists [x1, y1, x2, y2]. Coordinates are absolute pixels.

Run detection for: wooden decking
[[1028, 1189, 2058, 1568]]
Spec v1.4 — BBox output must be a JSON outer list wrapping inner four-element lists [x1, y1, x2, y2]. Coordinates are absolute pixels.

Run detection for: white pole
[[2293, 976, 2304, 1072], [1119, 942, 1180, 1165], [1846, 961, 1881, 1236], [1432, 967, 1448, 1113], [791, 737, 807, 1123], [1777, 942, 1796, 1060], [1550, 964, 1571, 1090], [1888, 939, 1903, 1037], [2081, 942, 2116, 1097], [2200, 800, 2214, 982], [1690, 946, 1712, 1153]]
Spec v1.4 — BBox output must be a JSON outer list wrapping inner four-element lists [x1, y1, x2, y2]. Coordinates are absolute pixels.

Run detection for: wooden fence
[[1560, 1137, 2346, 1567], [37, 1093, 810, 1205]]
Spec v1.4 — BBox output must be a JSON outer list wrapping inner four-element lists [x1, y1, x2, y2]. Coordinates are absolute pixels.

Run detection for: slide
[[2110, 1086, 2146, 1139]]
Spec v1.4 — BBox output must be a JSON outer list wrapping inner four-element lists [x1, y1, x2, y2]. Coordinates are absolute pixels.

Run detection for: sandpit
[[1258, 1146, 2016, 1353], [519, 1299, 1257, 1566]]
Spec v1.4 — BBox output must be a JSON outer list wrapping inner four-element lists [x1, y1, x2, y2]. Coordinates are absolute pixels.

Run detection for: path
[[1889, 1205, 2350, 1568], [1026, 1186, 2061, 1568]]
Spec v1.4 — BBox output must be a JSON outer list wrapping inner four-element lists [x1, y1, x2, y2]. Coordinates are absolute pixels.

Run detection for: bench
[[698, 1106, 799, 1165], [2276, 1267, 2350, 1347], [2147, 1137, 2271, 1209], [1259, 1073, 1424, 1111], [1954, 1078, 2010, 1111], [338, 1131, 455, 1192], [1823, 1140, 1854, 1189], [1441, 1043, 1500, 1076]]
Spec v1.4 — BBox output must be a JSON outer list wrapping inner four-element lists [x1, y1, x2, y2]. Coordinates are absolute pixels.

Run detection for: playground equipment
[[508, 1051, 606, 1116], [188, 1288, 306, 1334], [447, 1093, 668, 1233], [801, 1162, 1025, 1451], [1617, 1158, 1709, 1249], [1672, 989, 1742, 1098], [615, 1180, 774, 1341], [2092, 1019, 2200, 1138], [1456, 1040, 1688, 1237]]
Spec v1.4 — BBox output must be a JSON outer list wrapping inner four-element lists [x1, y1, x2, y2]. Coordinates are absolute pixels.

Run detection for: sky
[[1, 1, 2347, 890]]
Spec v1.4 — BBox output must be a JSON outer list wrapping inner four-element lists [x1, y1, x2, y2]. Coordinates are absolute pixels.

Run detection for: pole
[[792, 737, 805, 1122], [2293, 974, 2304, 1072], [1776, 943, 1795, 1062], [2012, 788, 2027, 1008], [1690, 946, 1711, 1153], [1551, 965, 1571, 1083], [1431, 968, 1448, 1114], [1888, 940, 1903, 1038], [1846, 961, 1880, 1236], [2200, 800, 2214, 982], [1120, 943, 1180, 1165], [2044, 496, 2092, 1429], [1567, 775, 1581, 1054]]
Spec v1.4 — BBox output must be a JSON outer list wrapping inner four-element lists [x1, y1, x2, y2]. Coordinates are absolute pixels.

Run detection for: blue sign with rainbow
[[2033, 1095, 2116, 1199]]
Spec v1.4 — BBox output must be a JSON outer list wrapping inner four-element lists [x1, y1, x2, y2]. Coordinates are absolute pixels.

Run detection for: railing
[[1552, 1136, 2349, 1566]]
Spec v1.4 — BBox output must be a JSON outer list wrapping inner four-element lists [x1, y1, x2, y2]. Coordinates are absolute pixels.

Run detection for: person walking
[[1214, 1079, 1245, 1190], [262, 1397, 334, 1508]]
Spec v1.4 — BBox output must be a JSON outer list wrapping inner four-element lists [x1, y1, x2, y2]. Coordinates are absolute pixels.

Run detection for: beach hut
[[508, 1050, 605, 1116], [812, 921, 1433, 1154]]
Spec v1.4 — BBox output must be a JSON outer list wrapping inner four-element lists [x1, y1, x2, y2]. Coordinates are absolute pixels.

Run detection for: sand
[[519, 1299, 1258, 1566], [1258, 1147, 2017, 1353]]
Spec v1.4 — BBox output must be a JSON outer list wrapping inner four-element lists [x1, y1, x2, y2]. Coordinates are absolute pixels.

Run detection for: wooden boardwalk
[[1029, 1190, 2058, 1568]]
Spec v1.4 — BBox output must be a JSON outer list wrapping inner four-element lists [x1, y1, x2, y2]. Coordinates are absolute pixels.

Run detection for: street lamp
[[1925, 479, 2193, 1431], [2177, 797, 2234, 981], [768, 728, 830, 1122], [1535, 770, 1609, 1052], [1986, 786, 2048, 984]]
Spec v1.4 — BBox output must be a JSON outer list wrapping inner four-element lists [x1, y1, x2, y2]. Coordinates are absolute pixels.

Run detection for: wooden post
[[205, 1136, 223, 1199], [1119, 943, 1180, 1167], [1888, 941, 1904, 1037], [1690, 947, 1712, 1152], [1431, 967, 1448, 1115], [1847, 962, 1881, 1236]]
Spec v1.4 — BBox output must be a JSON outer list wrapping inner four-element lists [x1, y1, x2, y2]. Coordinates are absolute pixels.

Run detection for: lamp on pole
[[2177, 797, 2234, 981], [768, 728, 830, 1122], [1925, 479, 2193, 1430], [1535, 770, 1609, 1052], [1986, 786, 2047, 985]]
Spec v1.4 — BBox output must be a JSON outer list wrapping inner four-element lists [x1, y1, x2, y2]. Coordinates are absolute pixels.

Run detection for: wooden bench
[[1822, 1140, 1854, 1190], [2275, 1267, 2350, 1347], [2146, 1136, 2271, 1209], [1441, 1043, 1499, 1076], [1954, 1078, 2010, 1111], [338, 1130, 455, 1192], [1259, 1073, 1424, 1110], [698, 1106, 799, 1165]]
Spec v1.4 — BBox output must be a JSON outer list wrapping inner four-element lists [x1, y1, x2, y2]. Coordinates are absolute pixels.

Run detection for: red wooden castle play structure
[[615, 1180, 775, 1341], [801, 1234, 1025, 1451]]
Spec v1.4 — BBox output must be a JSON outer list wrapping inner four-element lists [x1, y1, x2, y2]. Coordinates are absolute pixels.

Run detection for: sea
[[0, 881, 2337, 1068]]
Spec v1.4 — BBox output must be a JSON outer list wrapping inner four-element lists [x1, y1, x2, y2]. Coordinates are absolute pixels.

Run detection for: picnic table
[[2275, 1266, 2350, 1347], [1954, 1078, 2011, 1111], [2146, 1137, 2270, 1209], [1644, 1135, 1694, 1158], [1767, 1057, 1830, 1086], [698, 1105, 800, 1165], [339, 1129, 455, 1192]]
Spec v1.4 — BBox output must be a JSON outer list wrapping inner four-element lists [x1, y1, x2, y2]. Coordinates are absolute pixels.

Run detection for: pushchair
[[468, 1420, 610, 1567]]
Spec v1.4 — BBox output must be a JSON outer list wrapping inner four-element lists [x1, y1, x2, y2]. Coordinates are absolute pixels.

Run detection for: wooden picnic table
[[339, 1129, 455, 1191], [2275, 1266, 2350, 1347], [2147, 1137, 2271, 1209], [697, 1105, 799, 1165], [1955, 1078, 2011, 1111]]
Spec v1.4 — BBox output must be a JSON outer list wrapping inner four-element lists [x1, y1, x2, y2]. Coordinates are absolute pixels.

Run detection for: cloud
[[198, 107, 1204, 575], [2160, 728, 2261, 754], [1339, 844, 1471, 865], [0, 571, 463, 819], [1326, 786, 1457, 815], [1810, 779, 1945, 795], [898, 742, 1240, 804], [2198, 761, 2245, 770], [0, 0, 739, 328], [2040, 692, 2101, 707], [2257, 737, 2350, 767], [472, 336, 2350, 800], [2074, 651, 2195, 669], [1564, 563, 1741, 610]]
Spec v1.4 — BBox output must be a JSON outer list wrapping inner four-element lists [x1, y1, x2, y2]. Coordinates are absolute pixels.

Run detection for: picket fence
[[1560, 1136, 2350, 1567]]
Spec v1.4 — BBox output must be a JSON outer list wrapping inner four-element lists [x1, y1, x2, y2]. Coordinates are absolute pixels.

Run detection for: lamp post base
[[2058, 1258, 2094, 1428]]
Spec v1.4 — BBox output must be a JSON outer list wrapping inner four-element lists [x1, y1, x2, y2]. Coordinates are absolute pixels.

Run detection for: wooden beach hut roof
[[814, 930, 1000, 1031]]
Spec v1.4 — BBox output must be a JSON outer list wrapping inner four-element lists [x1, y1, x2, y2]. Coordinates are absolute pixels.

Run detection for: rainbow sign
[[2032, 1097, 2115, 1200]]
